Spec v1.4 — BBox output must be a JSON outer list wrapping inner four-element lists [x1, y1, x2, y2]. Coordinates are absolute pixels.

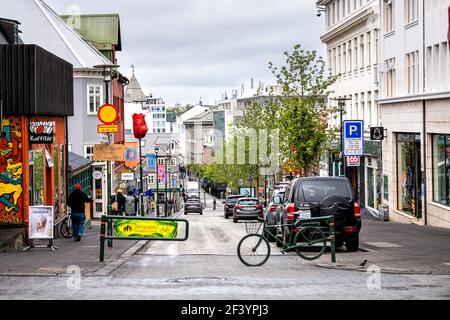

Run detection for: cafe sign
[[29, 121, 54, 144]]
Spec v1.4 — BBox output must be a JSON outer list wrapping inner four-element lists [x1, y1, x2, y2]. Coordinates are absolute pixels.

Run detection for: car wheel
[[224, 213, 228, 219], [345, 235, 359, 252], [233, 218, 238, 223]]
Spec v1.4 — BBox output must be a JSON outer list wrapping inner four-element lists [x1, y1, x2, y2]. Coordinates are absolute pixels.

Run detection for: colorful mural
[[0, 117, 23, 224]]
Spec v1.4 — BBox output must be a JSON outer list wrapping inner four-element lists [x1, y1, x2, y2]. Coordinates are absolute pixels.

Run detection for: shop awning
[[68, 152, 92, 176]]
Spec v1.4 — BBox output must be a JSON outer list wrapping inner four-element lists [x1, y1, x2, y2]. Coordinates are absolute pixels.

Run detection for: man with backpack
[[67, 184, 91, 241]]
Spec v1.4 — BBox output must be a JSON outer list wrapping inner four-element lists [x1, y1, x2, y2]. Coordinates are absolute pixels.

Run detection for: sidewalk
[[311, 212, 450, 275], [0, 220, 141, 276]]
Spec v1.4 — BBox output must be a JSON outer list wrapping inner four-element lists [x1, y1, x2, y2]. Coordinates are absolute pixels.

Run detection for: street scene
[[1, 0, 450, 303]]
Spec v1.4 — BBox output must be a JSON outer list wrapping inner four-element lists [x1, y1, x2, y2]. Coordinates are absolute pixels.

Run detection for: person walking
[[112, 189, 126, 216], [213, 198, 216, 210], [125, 191, 136, 216], [67, 184, 90, 241]]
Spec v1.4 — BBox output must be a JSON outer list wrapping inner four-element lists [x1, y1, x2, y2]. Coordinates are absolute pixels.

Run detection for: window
[[360, 92, 365, 122], [87, 85, 103, 114], [354, 93, 359, 119], [375, 30, 379, 63], [367, 31, 372, 65], [384, 1, 394, 33], [360, 35, 365, 68], [348, 41, 353, 71], [385, 58, 396, 97], [406, 51, 419, 94], [354, 38, 358, 71], [170, 158, 176, 166], [342, 43, 347, 73], [337, 46, 341, 74], [148, 174, 155, 185], [84, 145, 94, 161], [405, 0, 418, 24], [433, 134, 450, 206], [367, 91, 372, 127]]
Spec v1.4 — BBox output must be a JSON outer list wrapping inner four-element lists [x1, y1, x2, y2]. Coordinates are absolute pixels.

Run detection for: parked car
[[223, 195, 245, 219], [233, 198, 264, 223], [264, 189, 285, 241], [280, 177, 361, 252], [184, 198, 203, 215]]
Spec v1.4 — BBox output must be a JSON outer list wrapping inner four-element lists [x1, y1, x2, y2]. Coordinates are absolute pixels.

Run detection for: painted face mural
[[0, 117, 23, 224]]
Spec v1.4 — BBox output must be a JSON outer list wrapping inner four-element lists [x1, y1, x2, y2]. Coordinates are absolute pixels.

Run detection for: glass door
[[93, 165, 106, 218]]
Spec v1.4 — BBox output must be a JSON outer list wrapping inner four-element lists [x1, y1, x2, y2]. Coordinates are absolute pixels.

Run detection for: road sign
[[97, 104, 118, 125], [347, 156, 360, 167], [370, 127, 384, 141], [97, 124, 119, 133], [343, 120, 364, 156]]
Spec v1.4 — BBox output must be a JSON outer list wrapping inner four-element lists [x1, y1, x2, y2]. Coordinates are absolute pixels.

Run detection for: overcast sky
[[46, 0, 326, 106]]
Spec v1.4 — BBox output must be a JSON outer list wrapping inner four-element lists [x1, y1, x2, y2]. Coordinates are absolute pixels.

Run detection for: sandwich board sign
[[343, 120, 364, 157]]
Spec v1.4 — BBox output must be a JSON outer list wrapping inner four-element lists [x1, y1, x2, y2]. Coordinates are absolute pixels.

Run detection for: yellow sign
[[97, 104, 118, 124], [97, 124, 119, 133], [93, 144, 126, 161], [114, 220, 178, 238]]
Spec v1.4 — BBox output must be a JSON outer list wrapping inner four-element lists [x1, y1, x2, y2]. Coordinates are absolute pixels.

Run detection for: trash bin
[[381, 204, 389, 221]]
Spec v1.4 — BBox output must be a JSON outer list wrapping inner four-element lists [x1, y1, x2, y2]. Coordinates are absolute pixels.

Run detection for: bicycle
[[59, 211, 73, 238], [237, 215, 331, 267]]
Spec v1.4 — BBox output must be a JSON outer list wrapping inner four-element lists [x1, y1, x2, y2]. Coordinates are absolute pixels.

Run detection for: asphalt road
[[1, 197, 450, 300]]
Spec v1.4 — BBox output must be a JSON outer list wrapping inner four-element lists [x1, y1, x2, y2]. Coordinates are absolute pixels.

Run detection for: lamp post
[[330, 97, 351, 178], [165, 149, 169, 216], [155, 146, 160, 217]]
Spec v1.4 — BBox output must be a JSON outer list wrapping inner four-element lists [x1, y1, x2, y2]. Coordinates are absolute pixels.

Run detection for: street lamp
[[330, 97, 351, 178], [154, 146, 160, 217], [165, 149, 169, 216]]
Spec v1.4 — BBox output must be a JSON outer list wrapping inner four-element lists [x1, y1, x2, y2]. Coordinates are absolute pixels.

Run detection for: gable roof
[[0, 0, 111, 68], [59, 14, 121, 51]]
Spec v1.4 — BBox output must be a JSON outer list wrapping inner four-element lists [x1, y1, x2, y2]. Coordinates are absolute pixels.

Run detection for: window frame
[[87, 84, 104, 115]]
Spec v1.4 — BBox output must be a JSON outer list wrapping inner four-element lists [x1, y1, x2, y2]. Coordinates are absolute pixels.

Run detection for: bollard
[[100, 215, 106, 262], [329, 217, 336, 263], [107, 216, 113, 248]]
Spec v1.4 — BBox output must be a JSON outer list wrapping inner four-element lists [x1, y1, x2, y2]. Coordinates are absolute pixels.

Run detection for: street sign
[[343, 120, 364, 156], [97, 124, 118, 133], [93, 171, 103, 180], [347, 156, 360, 167], [97, 104, 118, 124], [121, 172, 135, 181], [99, 134, 109, 144], [370, 127, 384, 141]]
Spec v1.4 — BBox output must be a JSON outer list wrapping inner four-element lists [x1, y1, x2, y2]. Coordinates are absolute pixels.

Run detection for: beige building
[[379, 0, 450, 227]]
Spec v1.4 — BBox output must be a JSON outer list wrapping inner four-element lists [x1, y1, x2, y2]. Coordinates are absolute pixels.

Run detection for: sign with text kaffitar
[[343, 120, 364, 157], [29, 121, 54, 144]]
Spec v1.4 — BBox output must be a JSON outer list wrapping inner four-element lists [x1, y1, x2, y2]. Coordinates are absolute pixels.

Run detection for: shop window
[[397, 133, 422, 217], [84, 145, 94, 161], [433, 134, 450, 206]]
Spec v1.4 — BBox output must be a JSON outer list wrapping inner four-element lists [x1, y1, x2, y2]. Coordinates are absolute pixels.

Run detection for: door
[[92, 164, 107, 218]]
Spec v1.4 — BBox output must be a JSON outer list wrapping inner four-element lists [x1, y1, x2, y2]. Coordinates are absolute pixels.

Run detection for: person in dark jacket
[[114, 189, 126, 215], [67, 184, 91, 241]]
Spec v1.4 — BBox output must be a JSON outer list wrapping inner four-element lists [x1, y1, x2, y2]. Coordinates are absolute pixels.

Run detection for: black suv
[[280, 177, 361, 252], [223, 195, 244, 219]]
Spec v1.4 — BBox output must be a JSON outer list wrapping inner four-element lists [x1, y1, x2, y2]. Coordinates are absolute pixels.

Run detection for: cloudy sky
[[47, 0, 326, 106]]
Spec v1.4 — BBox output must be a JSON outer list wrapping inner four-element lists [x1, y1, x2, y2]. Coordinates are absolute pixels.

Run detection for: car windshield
[[238, 199, 258, 206], [300, 180, 352, 202], [272, 192, 285, 202]]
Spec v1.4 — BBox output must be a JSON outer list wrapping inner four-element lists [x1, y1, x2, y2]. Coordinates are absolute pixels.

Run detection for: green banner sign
[[114, 219, 178, 238]]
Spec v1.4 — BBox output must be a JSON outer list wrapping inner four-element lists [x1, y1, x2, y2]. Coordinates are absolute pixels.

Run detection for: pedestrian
[[125, 191, 137, 216], [112, 189, 126, 215], [213, 198, 216, 210], [67, 183, 90, 241]]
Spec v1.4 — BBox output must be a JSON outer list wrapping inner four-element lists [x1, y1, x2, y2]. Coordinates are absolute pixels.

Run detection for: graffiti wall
[[0, 117, 23, 224]]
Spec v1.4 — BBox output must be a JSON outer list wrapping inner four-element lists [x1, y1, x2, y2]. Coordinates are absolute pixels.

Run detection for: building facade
[[317, 0, 382, 215], [378, 0, 450, 228]]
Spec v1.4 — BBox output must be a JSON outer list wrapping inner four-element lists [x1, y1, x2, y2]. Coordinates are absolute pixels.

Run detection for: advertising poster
[[239, 187, 255, 197], [114, 219, 178, 238], [125, 142, 139, 168], [28, 206, 54, 239]]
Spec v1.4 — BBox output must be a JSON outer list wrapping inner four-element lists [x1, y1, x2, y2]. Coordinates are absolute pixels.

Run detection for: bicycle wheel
[[237, 234, 270, 267], [293, 226, 326, 260], [60, 217, 73, 238]]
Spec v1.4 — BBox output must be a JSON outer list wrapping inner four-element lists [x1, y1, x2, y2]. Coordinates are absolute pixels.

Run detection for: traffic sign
[[343, 120, 364, 156], [97, 124, 119, 133], [346, 156, 360, 167], [97, 104, 118, 125]]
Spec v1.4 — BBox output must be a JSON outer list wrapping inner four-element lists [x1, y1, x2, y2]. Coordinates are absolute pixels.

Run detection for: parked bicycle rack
[[99, 215, 189, 262], [295, 215, 336, 263]]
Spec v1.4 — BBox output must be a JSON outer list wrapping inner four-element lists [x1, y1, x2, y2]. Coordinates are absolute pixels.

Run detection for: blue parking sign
[[343, 120, 364, 157], [344, 121, 363, 139]]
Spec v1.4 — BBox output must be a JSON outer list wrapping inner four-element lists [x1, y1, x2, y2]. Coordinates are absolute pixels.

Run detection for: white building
[[378, 0, 450, 228], [317, 0, 382, 216]]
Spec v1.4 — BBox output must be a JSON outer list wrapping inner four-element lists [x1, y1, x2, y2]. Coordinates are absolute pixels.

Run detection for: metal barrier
[[100, 215, 189, 262]]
